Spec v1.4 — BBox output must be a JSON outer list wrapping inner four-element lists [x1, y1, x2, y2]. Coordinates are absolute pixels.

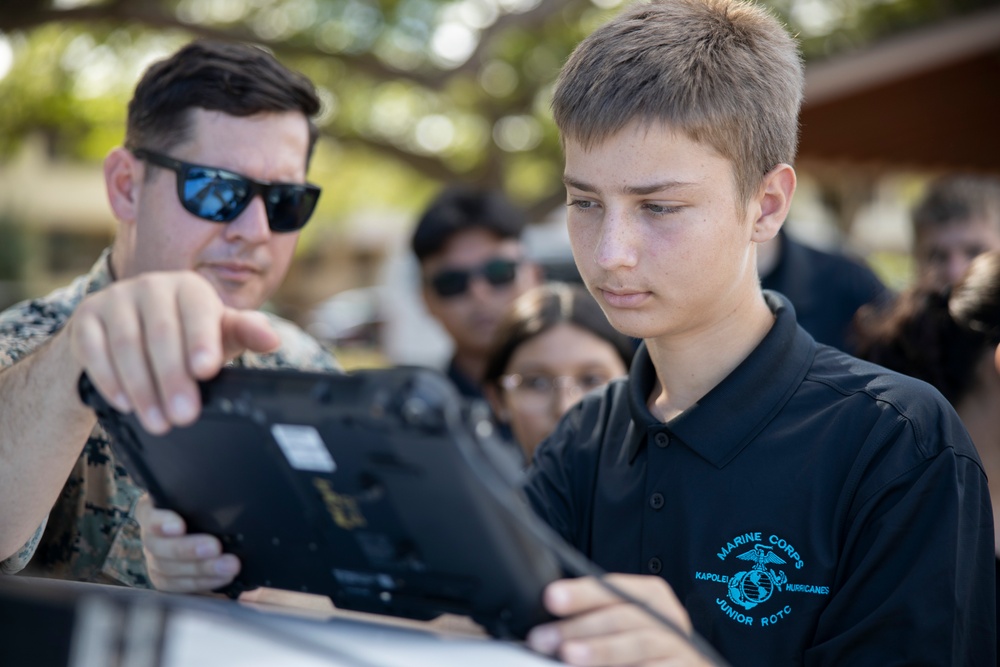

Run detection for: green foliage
[[0, 0, 988, 224]]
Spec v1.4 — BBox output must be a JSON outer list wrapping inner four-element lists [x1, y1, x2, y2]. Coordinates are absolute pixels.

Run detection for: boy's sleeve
[[523, 404, 589, 551], [805, 427, 995, 666]]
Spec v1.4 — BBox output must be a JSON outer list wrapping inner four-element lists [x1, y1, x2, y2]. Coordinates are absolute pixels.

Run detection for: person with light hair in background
[[912, 173, 1000, 292]]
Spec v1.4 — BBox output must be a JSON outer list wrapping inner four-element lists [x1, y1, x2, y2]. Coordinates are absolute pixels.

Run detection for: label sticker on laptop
[[270, 424, 336, 473]]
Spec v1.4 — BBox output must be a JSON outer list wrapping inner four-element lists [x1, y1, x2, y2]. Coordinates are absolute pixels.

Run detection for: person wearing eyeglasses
[[482, 283, 633, 461], [411, 186, 543, 409], [0, 41, 338, 591]]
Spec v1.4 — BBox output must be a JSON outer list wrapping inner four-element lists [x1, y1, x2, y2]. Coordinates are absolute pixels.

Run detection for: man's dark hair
[[126, 40, 321, 164], [411, 186, 527, 263]]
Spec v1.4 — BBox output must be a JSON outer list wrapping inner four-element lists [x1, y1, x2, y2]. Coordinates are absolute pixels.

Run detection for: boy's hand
[[136, 494, 241, 593], [527, 574, 713, 667], [67, 271, 280, 435]]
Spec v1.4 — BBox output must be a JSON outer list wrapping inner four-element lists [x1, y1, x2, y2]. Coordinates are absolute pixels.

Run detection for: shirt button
[[654, 432, 670, 448], [649, 492, 664, 510], [648, 557, 662, 574]]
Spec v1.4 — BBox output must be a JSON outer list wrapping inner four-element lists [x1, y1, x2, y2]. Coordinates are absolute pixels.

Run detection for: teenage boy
[[520, 0, 994, 665], [412, 185, 542, 399], [912, 173, 1000, 292], [0, 41, 338, 590]]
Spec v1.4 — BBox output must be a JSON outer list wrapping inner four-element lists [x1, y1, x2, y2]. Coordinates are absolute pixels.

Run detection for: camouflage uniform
[[0, 249, 340, 587]]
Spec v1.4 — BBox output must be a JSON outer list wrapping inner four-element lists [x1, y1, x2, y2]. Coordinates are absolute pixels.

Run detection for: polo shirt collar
[[624, 291, 816, 467]]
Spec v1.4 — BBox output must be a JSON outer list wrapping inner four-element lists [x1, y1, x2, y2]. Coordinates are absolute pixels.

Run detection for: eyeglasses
[[131, 148, 321, 233], [427, 258, 521, 298], [499, 372, 613, 401]]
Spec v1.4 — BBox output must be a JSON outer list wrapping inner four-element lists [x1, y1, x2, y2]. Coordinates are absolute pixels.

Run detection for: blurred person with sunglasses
[[411, 186, 542, 411], [483, 283, 633, 462], [0, 41, 339, 591]]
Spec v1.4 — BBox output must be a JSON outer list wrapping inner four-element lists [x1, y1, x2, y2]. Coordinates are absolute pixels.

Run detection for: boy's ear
[[750, 163, 796, 244], [994, 343, 1000, 376], [104, 147, 142, 226]]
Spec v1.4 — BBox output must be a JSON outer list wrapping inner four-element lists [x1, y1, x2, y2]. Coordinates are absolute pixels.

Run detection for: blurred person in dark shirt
[[757, 228, 889, 354]]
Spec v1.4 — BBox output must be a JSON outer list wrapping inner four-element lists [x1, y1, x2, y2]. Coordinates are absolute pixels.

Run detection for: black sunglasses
[[131, 148, 321, 233], [428, 258, 521, 298]]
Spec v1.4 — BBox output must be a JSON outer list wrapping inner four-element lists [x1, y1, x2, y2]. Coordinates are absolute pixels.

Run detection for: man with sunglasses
[[0, 40, 338, 591], [411, 186, 542, 414]]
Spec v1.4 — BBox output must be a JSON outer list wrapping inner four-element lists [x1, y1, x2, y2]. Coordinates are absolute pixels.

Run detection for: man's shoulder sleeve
[[0, 296, 75, 370], [0, 517, 48, 575]]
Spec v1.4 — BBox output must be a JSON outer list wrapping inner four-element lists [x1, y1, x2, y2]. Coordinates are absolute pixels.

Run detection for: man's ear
[[750, 163, 796, 244], [993, 343, 1000, 376], [104, 147, 141, 226]]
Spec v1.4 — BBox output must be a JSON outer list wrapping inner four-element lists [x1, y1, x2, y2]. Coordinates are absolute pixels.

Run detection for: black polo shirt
[[525, 292, 994, 666]]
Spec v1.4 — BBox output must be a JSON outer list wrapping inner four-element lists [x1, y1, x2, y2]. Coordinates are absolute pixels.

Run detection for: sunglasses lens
[[482, 259, 518, 286], [182, 167, 251, 222], [430, 270, 470, 297], [265, 185, 320, 232], [429, 258, 520, 298]]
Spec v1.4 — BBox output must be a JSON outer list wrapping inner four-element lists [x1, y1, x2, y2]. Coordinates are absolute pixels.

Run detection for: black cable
[[538, 523, 731, 667], [463, 419, 732, 667]]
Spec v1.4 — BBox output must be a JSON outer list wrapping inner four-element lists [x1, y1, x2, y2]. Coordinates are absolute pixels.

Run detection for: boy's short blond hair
[[553, 0, 803, 207]]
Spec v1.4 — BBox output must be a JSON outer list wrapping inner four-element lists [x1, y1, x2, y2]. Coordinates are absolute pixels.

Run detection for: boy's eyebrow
[[563, 176, 696, 196]]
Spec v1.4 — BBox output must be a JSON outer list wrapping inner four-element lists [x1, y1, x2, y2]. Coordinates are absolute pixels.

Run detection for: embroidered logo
[[728, 544, 787, 610], [694, 531, 830, 628]]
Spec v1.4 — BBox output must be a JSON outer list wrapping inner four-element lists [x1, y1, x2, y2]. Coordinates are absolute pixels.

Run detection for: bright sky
[[0, 34, 13, 83]]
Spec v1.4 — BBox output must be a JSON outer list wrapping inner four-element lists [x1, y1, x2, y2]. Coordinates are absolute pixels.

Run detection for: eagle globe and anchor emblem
[[727, 543, 789, 610]]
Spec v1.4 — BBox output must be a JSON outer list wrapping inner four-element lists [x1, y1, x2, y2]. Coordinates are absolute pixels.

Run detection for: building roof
[[798, 6, 1000, 173]]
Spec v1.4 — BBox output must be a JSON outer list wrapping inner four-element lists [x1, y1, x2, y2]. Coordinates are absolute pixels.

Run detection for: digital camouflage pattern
[[0, 249, 341, 586]]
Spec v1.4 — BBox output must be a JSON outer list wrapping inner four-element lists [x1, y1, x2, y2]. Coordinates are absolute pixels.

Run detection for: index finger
[[175, 275, 226, 379]]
